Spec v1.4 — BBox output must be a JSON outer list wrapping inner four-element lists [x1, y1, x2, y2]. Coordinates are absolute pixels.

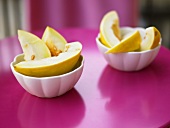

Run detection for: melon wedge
[[42, 26, 67, 56], [106, 30, 141, 53], [14, 42, 82, 77], [18, 30, 51, 61], [140, 27, 161, 51], [100, 11, 121, 48]]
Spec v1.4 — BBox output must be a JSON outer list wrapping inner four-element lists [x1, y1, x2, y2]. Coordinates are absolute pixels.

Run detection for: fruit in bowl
[[11, 54, 84, 98], [10, 26, 84, 98], [96, 11, 161, 71]]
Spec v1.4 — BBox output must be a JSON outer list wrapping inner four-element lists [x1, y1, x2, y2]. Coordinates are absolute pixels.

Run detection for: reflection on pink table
[[0, 29, 170, 128], [18, 89, 85, 128], [99, 64, 170, 128]]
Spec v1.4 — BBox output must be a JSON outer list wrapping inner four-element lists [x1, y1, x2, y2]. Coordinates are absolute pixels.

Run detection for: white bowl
[[96, 27, 161, 71], [10, 54, 84, 98]]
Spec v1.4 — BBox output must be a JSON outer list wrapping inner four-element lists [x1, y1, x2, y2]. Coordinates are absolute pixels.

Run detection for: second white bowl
[[96, 27, 161, 71]]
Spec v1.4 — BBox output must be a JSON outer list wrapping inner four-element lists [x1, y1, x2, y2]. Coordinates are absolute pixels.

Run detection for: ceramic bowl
[[96, 27, 161, 71], [10, 54, 84, 98]]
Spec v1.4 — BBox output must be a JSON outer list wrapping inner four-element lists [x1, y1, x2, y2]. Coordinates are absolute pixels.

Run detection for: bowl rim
[[10, 54, 84, 80], [96, 26, 162, 54]]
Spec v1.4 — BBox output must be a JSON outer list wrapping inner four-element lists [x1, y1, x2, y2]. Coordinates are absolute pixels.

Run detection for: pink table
[[0, 29, 170, 128]]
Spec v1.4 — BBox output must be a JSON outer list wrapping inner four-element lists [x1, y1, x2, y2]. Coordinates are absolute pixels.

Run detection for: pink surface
[[25, 0, 139, 31], [1, 29, 170, 128]]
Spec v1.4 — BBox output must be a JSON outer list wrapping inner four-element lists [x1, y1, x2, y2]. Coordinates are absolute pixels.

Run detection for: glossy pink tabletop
[[1, 29, 170, 128]]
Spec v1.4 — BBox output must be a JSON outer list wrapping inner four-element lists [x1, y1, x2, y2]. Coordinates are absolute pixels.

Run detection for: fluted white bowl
[[96, 27, 161, 71], [10, 54, 84, 98]]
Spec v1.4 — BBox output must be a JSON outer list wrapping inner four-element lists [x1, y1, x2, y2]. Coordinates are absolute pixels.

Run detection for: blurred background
[[0, 0, 169, 48]]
